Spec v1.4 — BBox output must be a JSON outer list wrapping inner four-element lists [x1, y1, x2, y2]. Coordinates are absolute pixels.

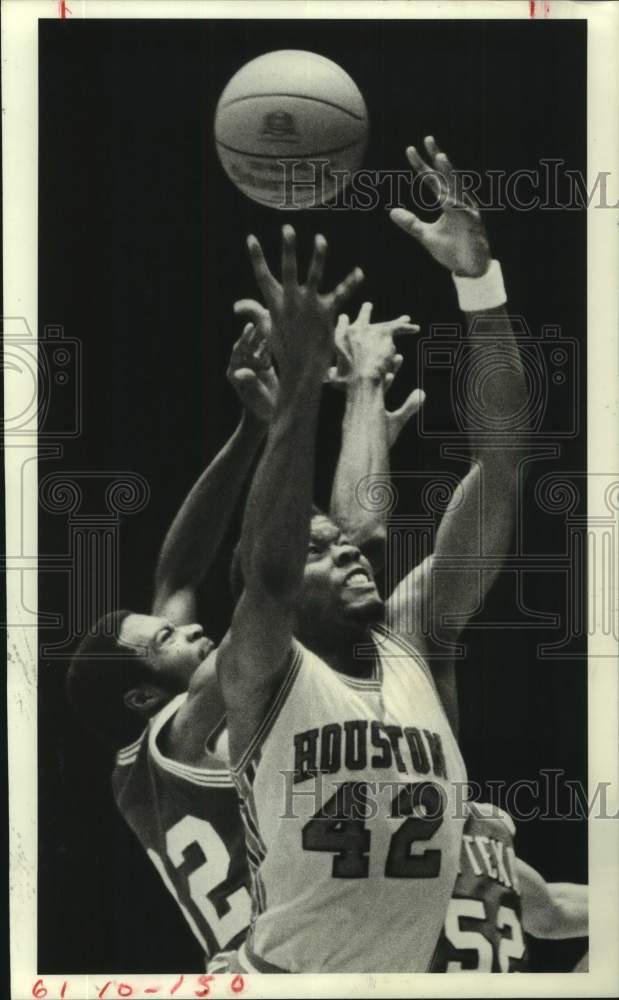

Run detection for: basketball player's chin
[[343, 592, 384, 625]]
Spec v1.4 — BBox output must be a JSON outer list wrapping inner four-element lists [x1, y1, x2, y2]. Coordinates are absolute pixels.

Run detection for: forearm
[[442, 293, 527, 563], [241, 365, 323, 601], [330, 375, 389, 559], [542, 883, 589, 939], [461, 299, 528, 467], [423, 296, 527, 643], [155, 412, 266, 599], [518, 859, 588, 939], [523, 882, 589, 940]]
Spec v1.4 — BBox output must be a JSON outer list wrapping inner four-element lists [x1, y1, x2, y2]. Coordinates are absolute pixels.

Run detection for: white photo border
[[3, 1, 618, 997]]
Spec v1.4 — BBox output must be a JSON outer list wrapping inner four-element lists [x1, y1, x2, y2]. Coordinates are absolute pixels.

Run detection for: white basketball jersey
[[231, 626, 467, 973]]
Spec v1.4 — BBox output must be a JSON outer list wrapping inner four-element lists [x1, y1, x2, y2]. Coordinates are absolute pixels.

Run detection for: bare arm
[[152, 414, 265, 621], [152, 323, 277, 623], [328, 304, 423, 565], [386, 138, 527, 726], [389, 305, 527, 640], [168, 354, 317, 766], [516, 858, 589, 940], [217, 227, 363, 764]]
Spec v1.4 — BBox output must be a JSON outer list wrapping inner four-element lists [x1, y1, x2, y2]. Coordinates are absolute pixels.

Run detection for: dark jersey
[[112, 693, 251, 959], [431, 801, 529, 972]]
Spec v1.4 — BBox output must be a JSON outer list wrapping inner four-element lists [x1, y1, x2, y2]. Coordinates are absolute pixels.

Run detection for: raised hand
[[227, 319, 279, 424], [325, 301, 418, 388], [246, 225, 364, 377], [324, 301, 425, 449], [390, 136, 491, 278]]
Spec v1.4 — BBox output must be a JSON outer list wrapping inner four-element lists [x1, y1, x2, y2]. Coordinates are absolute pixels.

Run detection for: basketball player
[[66, 324, 276, 958], [432, 800, 588, 971], [66, 297, 418, 961], [207, 797, 589, 975], [390, 139, 587, 970], [213, 144, 526, 974], [215, 136, 531, 974], [391, 140, 589, 972]]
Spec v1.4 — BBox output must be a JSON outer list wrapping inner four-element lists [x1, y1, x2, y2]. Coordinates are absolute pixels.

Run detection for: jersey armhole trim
[[148, 692, 235, 787], [231, 642, 303, 779], [373, 623, 435, 686], [115, 730, 146, 766]]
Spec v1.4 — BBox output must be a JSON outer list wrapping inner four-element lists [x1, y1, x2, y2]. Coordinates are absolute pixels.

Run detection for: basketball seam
[[215, 137, 366, 160], [217, 92, 367, 123], [238, 193, 319, 206]]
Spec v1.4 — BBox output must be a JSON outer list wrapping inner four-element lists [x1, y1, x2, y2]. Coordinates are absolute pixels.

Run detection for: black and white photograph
[[4, 1, 619, 997]]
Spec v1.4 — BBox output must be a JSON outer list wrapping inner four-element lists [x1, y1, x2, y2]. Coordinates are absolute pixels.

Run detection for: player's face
[[119, 613, 213, 689], [299, 516, 384, 636]]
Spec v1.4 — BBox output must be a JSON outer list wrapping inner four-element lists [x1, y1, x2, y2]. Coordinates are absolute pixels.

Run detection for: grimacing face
[[298, 515, 384, 638], [119, 613, 213, 690]]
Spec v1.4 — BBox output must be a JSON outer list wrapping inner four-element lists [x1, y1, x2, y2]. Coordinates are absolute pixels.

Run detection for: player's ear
[[124, 684, 165, 715]]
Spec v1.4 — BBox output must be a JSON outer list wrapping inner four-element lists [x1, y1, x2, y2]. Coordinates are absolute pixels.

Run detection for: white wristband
[[452, 259, 506, 312]]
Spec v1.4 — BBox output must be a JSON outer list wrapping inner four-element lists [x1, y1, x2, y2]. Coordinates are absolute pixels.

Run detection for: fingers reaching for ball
[[389, 136, 490, 276]]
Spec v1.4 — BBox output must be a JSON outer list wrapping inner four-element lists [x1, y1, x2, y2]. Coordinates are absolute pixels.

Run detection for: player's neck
[[304, 628, 375, 679]]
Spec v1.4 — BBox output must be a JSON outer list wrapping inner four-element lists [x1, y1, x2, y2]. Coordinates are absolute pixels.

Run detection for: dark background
[[38, 18, 587, 973]]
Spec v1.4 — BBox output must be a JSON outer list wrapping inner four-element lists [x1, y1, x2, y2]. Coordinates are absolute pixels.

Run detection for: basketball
[[214, 50, 368, 209]]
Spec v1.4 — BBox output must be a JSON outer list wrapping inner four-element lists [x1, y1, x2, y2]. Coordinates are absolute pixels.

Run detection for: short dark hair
[[66, 609, 155, 751], [229, 504, 327, 603]]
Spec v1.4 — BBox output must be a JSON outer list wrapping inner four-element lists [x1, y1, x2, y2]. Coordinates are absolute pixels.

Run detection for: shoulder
[[112, 728, 148, 778], [373, 623, 433, 680], [227, 639, 318, 775], [151, 688, 231, 783], [112, 695, 234, 814]]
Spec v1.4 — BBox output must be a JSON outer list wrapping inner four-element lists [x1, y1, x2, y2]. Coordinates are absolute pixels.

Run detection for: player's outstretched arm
[[234, 297, 425, 570], [516, 858, 589, 940], [152, 321, 277, 624], [218, 226, 363, 764], [327, 303, 423, 568], [387, 138, 528, 652]]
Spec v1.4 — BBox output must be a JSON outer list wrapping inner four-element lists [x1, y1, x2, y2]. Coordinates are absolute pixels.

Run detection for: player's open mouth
[[343, 567, 373, 588]]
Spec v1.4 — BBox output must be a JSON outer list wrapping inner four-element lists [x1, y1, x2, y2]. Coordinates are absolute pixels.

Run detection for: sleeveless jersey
[[230, 626, 467, 973], [431, 801, 529, 972], [112, 692, 251, 959]]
